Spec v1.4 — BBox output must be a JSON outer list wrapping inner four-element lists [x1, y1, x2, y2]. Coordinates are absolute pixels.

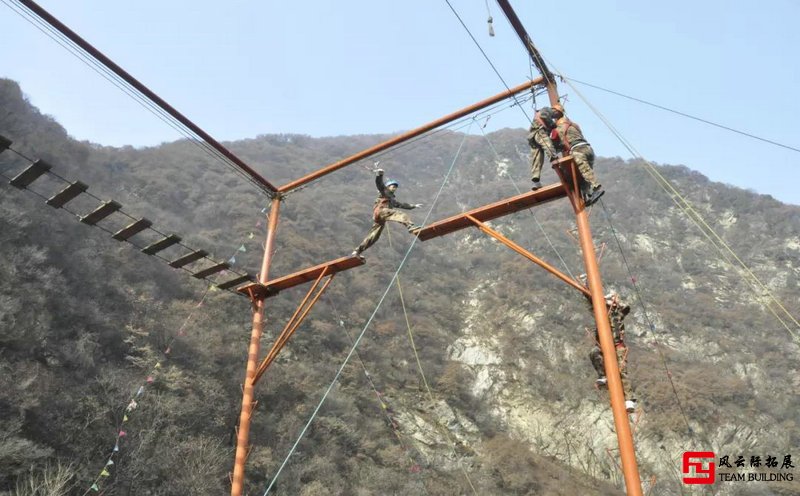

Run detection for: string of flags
[[82, 205, 270, 493]]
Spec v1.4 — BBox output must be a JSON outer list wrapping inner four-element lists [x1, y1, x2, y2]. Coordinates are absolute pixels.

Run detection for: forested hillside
[[1, 78, 798, 495]]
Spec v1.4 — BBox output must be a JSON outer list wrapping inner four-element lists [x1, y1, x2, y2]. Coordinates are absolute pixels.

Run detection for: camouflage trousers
[[356, 208, 414, 254], [590, 344, 634, 400], [572, 145, 598, 189], [529, 126, 557, 181]]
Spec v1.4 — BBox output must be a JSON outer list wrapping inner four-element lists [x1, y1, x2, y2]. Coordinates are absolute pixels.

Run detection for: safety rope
[[326, 296, 430, 487], [262, 124, 476, 495], [385, 227, 480, 494], [545, 60, 800, 339], [564, 77, 800, 155], [597, 200, 693, 435]]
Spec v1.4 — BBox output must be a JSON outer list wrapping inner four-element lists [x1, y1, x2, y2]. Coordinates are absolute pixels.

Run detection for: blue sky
[[1, 0, 798, 204]]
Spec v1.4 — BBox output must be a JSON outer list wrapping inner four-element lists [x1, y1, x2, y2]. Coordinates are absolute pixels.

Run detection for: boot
[[408, 225, 422, 235], [585, 185, 605, 206], [531, 179, 542, 191], [625, 399, 637, 413]]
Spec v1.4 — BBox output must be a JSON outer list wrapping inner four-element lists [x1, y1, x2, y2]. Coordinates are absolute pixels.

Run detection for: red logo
[[683, 451, 716, 484]]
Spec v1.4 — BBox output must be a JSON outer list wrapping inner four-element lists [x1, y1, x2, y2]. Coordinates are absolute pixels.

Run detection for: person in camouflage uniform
[[528, 104, 563, 190], [589, 292, 636, 412], [352, 169, 422, 257], [550, 115, 604, 205]]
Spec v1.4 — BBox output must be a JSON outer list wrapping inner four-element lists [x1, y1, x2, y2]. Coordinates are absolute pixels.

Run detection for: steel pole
[[494, 0, 559, 106], [571, 195, 643, 496], [278, 78, 544, 193], [231, 197, 281, 496]]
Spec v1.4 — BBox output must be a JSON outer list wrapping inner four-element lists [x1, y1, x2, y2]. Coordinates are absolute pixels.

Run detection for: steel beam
[[278, 78, 544, 193], [18, 0, 277, 196], [417, 184, 566, 241], [494, 0, 559, 106], [553, 157, 643, 496], [231, 197, 281, 496], [465, 215, 589, 297]]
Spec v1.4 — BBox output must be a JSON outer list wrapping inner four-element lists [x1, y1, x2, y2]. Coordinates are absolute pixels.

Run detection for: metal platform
[[237, 255, 365, 299], [417, 183, 566, 241]]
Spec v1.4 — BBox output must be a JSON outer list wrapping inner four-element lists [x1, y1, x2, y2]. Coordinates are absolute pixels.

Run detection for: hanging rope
[[542, 57, 800, 339], [597, 199, 693, 435], [326, 296, 430, 486], [262, 124, 476, 496]]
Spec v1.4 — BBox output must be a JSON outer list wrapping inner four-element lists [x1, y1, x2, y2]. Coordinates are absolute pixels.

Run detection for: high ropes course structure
[[3, 1, 799, 495]]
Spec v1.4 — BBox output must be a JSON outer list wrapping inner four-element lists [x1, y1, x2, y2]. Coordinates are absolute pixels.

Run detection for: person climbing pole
[[588, 292, 637, 413], [550, 113, 604, 206], [352, 168, 423, 257], [528, 104, 563, 190]]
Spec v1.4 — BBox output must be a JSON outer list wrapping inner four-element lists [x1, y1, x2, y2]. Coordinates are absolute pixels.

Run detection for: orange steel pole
[[278, 77, 544, 193], [557, 164, 643, 496], [494, 0, 559, 106], [231, 196, 281, 496], [465, 214, 590, 298]]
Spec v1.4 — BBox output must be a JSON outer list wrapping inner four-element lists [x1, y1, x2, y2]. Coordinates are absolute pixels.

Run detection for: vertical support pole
[[556, 163, 643, 496], [231, 196, 281, 496]]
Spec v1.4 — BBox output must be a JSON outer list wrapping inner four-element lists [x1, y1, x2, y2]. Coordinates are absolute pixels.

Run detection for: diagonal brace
[[465, 214, 590, 297], [252, 267, 335, 385]]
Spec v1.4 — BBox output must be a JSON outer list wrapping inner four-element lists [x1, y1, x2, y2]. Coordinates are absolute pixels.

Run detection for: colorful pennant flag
[[261, 207, 267, 213], [155, 362, 161, 369], [228, 256, 236, 265], [91, 483, 99, 491], [106, 460, 114, 466], [123, 415, 129, 423], [164, 347, 171, 355], [113, 442, 119, 452], [248, 232, 255, 240], [100, 469, 110, 477], [146, 376, 154, 383], [118, 430, 127, 438], [238, 244, 246, 252], [136, 386, 144, 397]]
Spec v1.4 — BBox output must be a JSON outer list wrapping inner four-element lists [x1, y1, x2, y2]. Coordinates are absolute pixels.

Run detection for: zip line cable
[[442, 0, 532, 123], [263, 125, 477, 496], [564, 77, 800, 155], [545, 59, 800, 337], [3, 0, 273, 196]]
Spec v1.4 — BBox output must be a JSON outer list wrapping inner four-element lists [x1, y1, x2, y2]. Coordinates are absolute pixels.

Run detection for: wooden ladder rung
[[46, 181, 88, 208], [80, 200, 122, 225], [217, 274, 254, 290], [10, 159, 51, 189], [142, 234, 182, 255], [112, 218, 152, 241], [192, 263, 229, 279], [169, 250, 208, 268]]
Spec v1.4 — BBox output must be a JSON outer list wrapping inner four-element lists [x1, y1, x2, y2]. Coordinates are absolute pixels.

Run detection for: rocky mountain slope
[[1, 78, 799, 495]]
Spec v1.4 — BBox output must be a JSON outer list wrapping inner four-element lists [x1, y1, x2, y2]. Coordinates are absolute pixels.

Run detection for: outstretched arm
[[374, 169, 385, 194]]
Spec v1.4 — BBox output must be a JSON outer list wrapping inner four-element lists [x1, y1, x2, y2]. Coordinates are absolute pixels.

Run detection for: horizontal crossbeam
[[417, 183, 566, 241], [237, 255, 365, 300]]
